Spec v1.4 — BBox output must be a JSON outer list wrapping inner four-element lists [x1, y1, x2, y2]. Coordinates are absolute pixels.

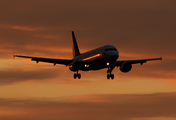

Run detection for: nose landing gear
[[73, 71, 81, 79], [107, 66, 115, 80]]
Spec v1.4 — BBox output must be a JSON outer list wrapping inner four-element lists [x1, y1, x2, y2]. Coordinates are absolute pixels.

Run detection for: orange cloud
[[0, 93, 176, 120], [0, 24, 48, 31], [0, 107, 27, 116]]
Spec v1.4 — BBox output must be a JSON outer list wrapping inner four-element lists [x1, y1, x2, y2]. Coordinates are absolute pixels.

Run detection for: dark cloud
[[0, 92, 176, 120], [0, 64, 91, 85], [0, 68, 59, 85]]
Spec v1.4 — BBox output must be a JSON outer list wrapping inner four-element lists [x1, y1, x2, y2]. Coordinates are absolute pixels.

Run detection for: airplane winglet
[[13, 54, 19, 58]]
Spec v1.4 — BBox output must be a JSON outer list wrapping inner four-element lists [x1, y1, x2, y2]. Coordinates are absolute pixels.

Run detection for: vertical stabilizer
[[71, 31, 81, 57]]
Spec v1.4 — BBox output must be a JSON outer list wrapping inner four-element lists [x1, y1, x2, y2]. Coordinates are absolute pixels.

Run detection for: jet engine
[[69, 61, 82, 71], [120, 62, 132, 72]]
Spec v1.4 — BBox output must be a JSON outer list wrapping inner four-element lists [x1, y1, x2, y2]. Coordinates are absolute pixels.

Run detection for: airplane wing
[[13, 55, 72, 66], [113, 57, 162, 66]]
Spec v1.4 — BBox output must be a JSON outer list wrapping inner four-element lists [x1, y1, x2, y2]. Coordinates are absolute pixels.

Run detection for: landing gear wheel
[[78, 74, 81, 79], [111, 74, 114, 80], [107, 74, 110, 80], [74, 74, 77, 79]]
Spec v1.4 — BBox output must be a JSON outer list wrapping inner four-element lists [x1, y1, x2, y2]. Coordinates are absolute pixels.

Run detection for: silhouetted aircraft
[[14, 31, 162, 79]]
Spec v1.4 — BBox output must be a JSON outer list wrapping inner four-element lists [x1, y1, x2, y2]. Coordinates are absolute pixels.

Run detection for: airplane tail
[[71, 31, 81, 57]]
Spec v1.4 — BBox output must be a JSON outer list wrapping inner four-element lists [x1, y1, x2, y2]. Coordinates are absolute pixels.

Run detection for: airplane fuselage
[[69, 45, 119, 71]]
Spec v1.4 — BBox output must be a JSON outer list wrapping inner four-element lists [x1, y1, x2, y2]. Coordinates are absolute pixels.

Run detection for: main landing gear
[[107, 74, 114, 80], [107, 66, 115, 80], [73, 71, 81, 79]]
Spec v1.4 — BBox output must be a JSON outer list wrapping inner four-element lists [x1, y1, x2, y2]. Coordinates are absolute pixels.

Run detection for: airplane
[[14, 31, 162, 80]]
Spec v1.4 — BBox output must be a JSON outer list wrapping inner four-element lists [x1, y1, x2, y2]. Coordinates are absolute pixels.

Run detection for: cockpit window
[[105, 48, 117, 51]]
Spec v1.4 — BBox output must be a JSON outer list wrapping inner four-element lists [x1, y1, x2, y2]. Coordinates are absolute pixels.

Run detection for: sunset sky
[[0, 0, 176, 120]]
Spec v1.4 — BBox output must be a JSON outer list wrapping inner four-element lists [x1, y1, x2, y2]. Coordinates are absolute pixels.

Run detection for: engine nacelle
[[69, 61, 82, 71], [120, 62, 132, 73]]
